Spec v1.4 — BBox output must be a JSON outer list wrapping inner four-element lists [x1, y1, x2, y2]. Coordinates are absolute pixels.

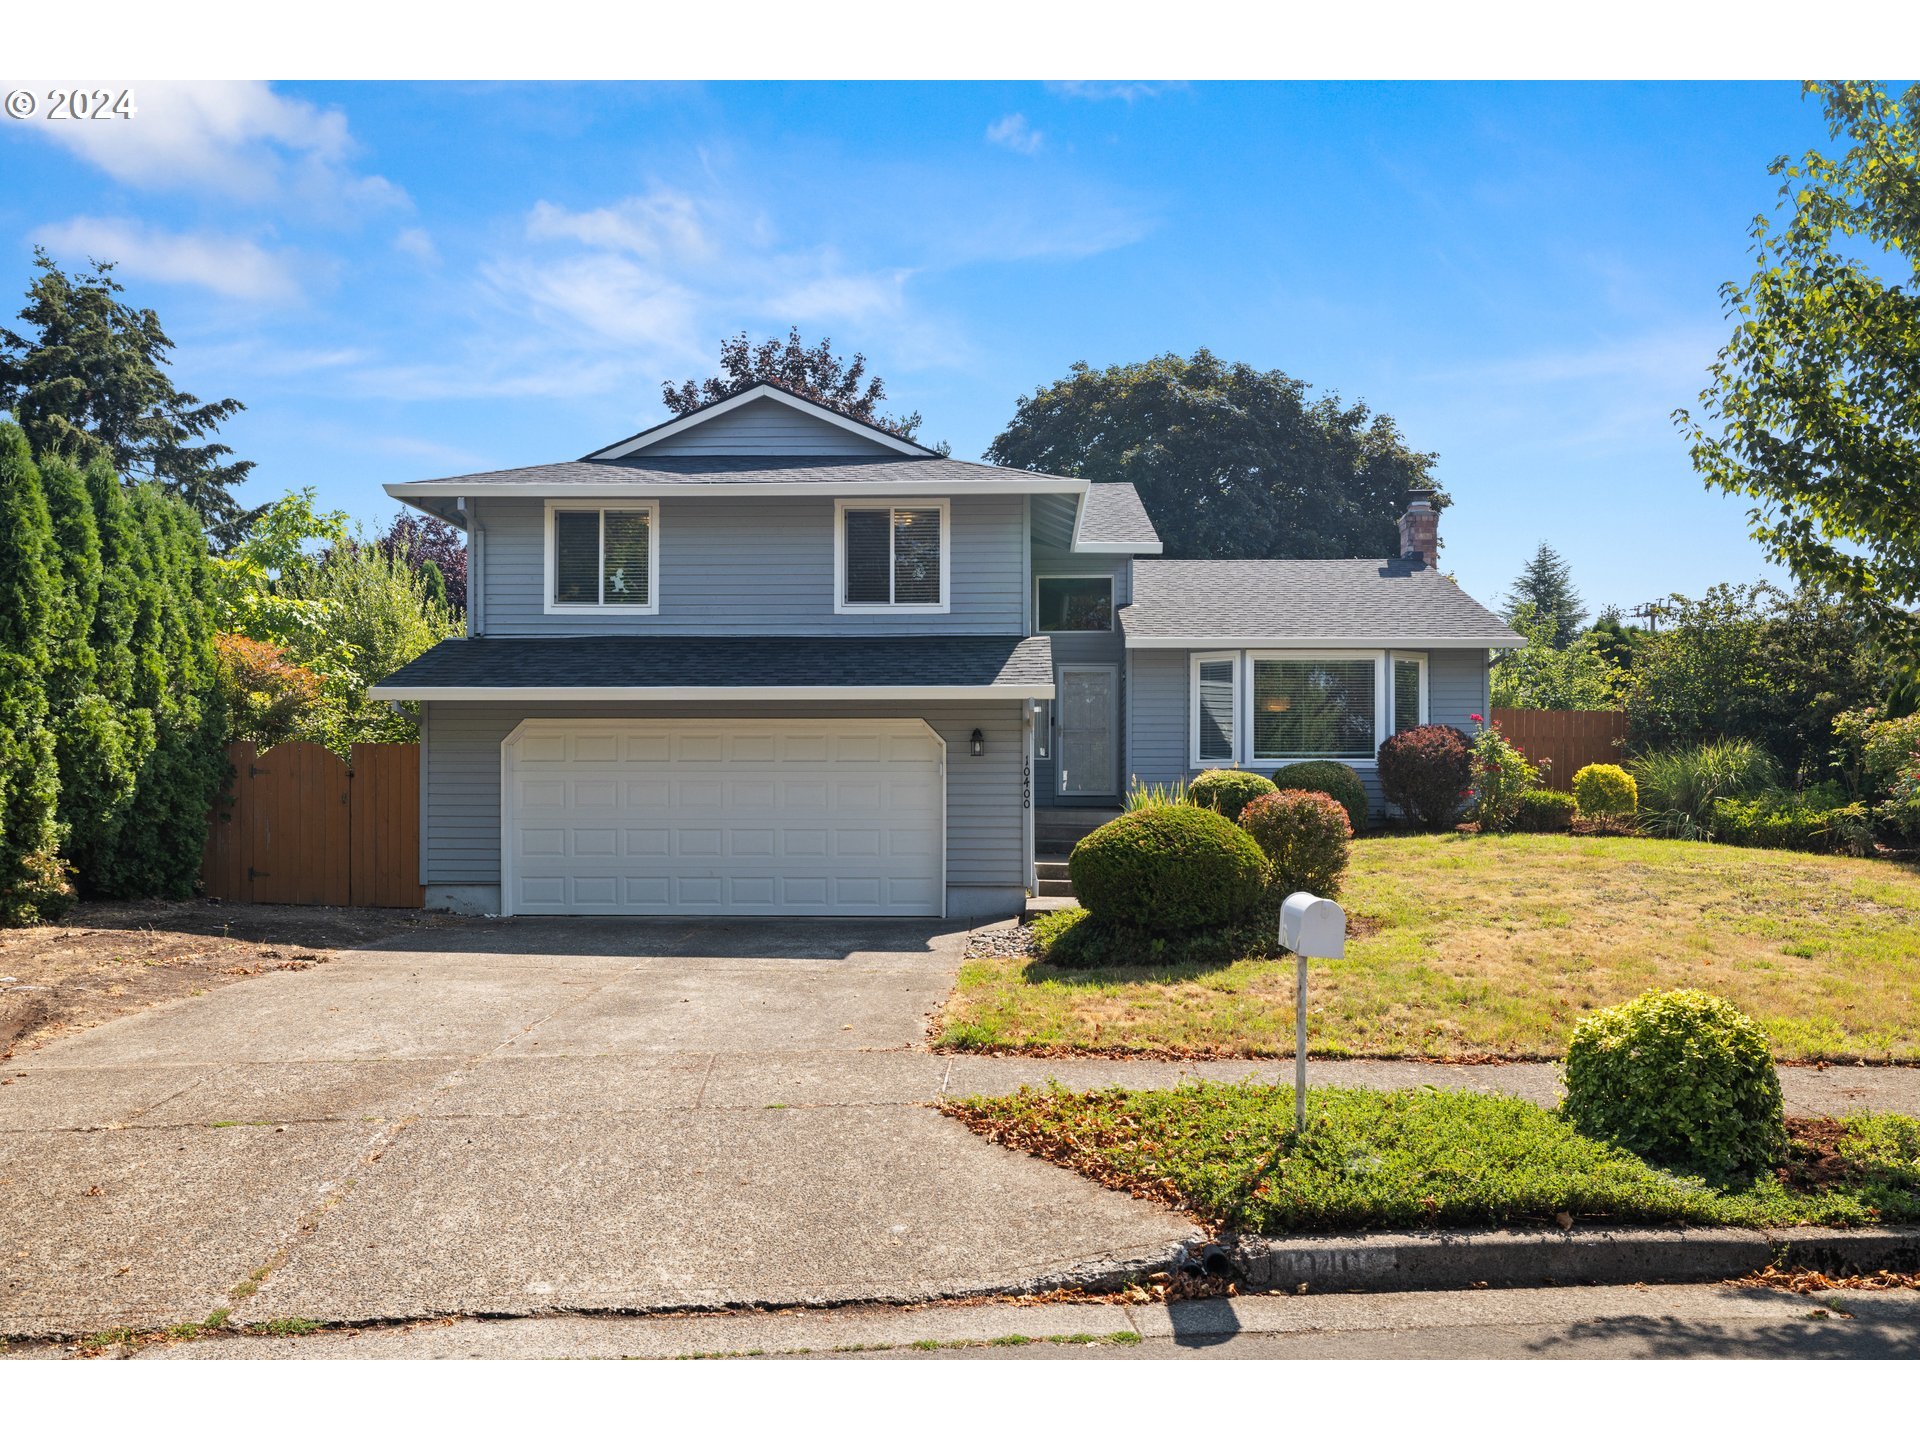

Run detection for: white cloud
[[526, 191, 711, 261], [986, 113, 1044, 154], [394, 226, 439, 263], [6, 80, 404, 213], [30, 216, 304, 304], [1047, 81, 1181, 103], [768, 268, 910, 324], [482, 250, 704, 349]]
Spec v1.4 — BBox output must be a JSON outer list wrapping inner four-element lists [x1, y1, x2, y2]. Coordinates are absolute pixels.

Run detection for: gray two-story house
[[371, 382, 1520, 920]]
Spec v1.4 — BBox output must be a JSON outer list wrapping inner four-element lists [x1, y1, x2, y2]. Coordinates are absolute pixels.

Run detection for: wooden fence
[[1490, 708, 1629, 787], [201, 741, 423, 908]]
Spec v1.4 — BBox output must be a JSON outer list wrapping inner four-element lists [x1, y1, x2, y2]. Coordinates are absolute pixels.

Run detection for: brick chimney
[[1397, 489, 1439, 568]]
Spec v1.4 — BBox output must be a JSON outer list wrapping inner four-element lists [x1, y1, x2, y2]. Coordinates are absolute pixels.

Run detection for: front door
[[1057, 665, 1117, 797]]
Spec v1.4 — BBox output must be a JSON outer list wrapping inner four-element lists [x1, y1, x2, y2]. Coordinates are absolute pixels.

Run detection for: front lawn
[[943, 1082, 1920, 1234], [937, 833, 1920, 1061]]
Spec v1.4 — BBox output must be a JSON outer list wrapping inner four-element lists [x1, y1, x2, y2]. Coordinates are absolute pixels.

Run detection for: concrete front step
[[1034, 861, 1070, 881], [1036, 878, 1075, 898]]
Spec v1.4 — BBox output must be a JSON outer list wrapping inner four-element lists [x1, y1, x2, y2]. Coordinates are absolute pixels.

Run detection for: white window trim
[[1244, 649, 1386, 767], [1390, 651, 1430, 735], [1033, 573, 1115, 634], [832, 497, 952, 614], [543, 499, 661, 615], [1189, 650, 1241, 769]]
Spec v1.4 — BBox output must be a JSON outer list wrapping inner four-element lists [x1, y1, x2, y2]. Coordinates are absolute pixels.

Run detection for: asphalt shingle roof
[[391, 454, 1074, 491], [371, 634, 1055, 693], [1077, 482, 1161, 549], [1121, 559, 1522, 645]]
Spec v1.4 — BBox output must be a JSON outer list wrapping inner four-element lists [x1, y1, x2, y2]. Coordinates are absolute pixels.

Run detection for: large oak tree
[[987, 350, 1445, 560]]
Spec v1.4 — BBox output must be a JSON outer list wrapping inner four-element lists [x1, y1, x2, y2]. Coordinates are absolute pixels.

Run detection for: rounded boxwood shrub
[[1270, 760, 1368, 833], [1069, 805, 1267, 933], [1377, 724, 1472, 829], [1186, 768, 1279, 823], [1562, 989, 1785, 1180], [1572, 762, 1638, 818], [1240, 789, 1352, 897], [1512, 788, 1577, 833]]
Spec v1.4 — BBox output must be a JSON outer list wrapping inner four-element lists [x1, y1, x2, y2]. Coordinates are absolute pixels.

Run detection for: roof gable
[[586, 383, 936, 460]]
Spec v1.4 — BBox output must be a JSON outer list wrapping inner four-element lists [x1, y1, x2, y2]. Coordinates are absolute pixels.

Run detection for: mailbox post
[[1279, 891, 1347, 1134]]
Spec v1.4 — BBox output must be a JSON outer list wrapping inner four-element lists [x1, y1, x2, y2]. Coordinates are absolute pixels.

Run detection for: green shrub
[[1186, 768, 1279, 823], [1377, 724, 1472, 829], [1239, 788, 1352, 897], [1563, 989, 1785, 1181], [1271, 761, 1368, 833], [1512, 789, 1577, 832], [1468, 718, 1539, 831], [1710, 794, 1871, 856], [1572, 763, 1637, 818], [1031, 905, 1270, 971], [1069, 805, 1267, 934], [1837, 708, 1920, 793], [1632, 739, 1778, 840]]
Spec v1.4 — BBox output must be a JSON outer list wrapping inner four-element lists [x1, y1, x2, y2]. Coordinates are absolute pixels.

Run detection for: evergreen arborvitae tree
[[95, 483, 226, 898], [1502, 542, 1590, 649], [0, 424, 72, 922], [419, 556, 449, 613], [39, 452, 141, 888]]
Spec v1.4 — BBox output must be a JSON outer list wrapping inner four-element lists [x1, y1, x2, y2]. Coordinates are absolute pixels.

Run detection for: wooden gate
[[1490, 708, 1629, 787], [201, 741, 423, 908]]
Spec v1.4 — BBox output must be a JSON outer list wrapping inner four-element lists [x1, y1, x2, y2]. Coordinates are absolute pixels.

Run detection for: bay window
[[1190, 650, 1431, 767]]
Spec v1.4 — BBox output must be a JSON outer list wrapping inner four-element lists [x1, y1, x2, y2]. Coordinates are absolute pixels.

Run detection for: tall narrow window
[[837, 501, 948, 609], [548, 505, 657, 610], [1393, 656, 1424, 734], [1194, 655, 1238, 765]]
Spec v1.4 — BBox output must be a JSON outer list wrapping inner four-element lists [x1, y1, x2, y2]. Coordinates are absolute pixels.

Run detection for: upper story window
[[1036, 576, 1114, 632], [835, 499, 949, 613], [546, 502, 659, 614]]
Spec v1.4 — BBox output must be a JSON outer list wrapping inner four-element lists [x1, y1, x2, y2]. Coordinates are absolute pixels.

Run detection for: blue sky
[[1, 80, 1832, 613]]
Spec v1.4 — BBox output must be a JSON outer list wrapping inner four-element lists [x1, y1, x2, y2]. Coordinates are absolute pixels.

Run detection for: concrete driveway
[[0, 918, 1193, 1338]]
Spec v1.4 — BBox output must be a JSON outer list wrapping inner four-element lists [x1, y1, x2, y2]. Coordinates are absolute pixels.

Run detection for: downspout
[[1024, 700, 1037, 897]]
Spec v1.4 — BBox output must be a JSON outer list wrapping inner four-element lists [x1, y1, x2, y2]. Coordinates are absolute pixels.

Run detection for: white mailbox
[[1280, 892, 1346, 959]]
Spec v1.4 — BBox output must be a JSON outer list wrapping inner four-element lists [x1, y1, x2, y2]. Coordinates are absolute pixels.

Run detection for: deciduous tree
[[1680, 81, 1920, 642], [663, 328, 925, 442], [988, 350, 1444, 561]]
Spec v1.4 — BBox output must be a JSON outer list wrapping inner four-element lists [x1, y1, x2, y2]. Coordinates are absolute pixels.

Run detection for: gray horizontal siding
[[420, 700, 1028, 890], [1031, 549, 1129, 806], [1123, 647, 1493, 818], [633, 397, 899, 456], [1428, 646, 1488, 735], [476, 492, 1026, 637]]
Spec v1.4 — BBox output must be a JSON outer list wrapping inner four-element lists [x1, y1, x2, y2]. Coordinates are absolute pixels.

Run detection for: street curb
[[1225, 1225, 1920, 1293]]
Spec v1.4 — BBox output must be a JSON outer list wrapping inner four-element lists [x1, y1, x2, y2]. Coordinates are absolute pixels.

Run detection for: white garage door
[[502, 719, 945, 917]]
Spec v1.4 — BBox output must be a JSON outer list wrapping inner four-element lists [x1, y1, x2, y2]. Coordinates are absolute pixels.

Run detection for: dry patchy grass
[[936, 834, 1920, 1061]]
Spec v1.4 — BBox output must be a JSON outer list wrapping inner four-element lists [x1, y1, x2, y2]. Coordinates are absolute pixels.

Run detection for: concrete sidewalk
[[3, 915, 1916, 1340], [10, 1282, 1917, 1360]]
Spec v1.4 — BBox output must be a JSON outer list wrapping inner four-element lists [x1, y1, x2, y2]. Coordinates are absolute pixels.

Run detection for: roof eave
[[383, 477, 1090, 499], [370, 683, 1055, 702], [1122, 634, 1527, 649]]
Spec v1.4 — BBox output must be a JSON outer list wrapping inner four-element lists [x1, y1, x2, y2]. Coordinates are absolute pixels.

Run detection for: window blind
[[1197, 658, 1236, 762], [552, 510, 599, 605], [602, 511, 651, 605], [1252, 658, 1376, 759], [842, 508, 891, 604], [892, 507, 941, 604], [1394, 657, 1422, 734]]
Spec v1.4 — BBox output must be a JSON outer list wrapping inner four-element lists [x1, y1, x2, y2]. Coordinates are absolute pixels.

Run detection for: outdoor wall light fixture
[[969, 728, 985, 757]]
